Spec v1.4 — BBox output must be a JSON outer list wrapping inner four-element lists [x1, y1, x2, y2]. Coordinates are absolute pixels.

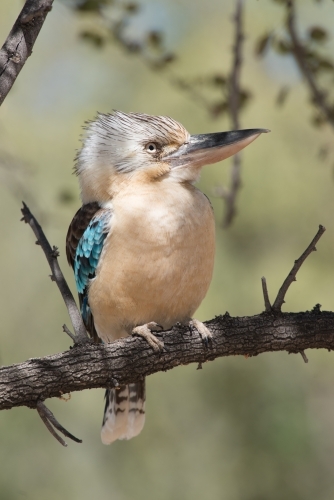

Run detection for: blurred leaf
[[255, 32, 272, 57], [162, 53, 176, 64], [311, 113, 327, 128], [308, 26, 328, 43], [276, 86, 290, 107], [124, 2, 139, 13], [147, 31, 163, 47], [212, 74, 227, 86], [274, 39, 292, 55], [58, 189, 76, 205], [318, 59, 334, 72], [239, 89, 252, 108], [210, 100, 228, 118], [74, 0, 111, 12], [80, 31, 106, 48]]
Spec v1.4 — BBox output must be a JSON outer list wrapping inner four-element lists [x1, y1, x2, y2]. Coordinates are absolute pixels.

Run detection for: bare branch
[[272, 225, 326, 312], [261, 277, 272, 312], [36, 401, 82, 447], [1, 310, 334, 413], [286, 0, 334, 128], [0, 0, 54, 106], [221, 0, 244, 228], [21, 202, 89, 343]]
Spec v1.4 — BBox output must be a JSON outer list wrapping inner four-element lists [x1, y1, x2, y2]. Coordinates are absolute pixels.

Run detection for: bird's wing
[[66, 203, 113, 342], [66, 202, 100, 268]]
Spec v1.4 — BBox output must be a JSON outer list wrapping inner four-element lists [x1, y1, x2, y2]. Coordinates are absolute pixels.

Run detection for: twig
[[261, 276, 272, 312], [0, 0, 54, 106], [36, 401, 82, 447], [300, 351, 308, 364], [272, 225, 326, 312], [62, 324, 76, 342], [221, 0, 244, 228], [286, 0, 334, 129], [21, 202, 89, 343]]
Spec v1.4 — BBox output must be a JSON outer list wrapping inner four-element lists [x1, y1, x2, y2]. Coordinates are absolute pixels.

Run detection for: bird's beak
[[163, 128, 270, 169]]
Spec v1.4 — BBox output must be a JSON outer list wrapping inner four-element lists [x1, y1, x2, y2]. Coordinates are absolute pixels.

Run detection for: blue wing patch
[[74, 209, 112, 296]]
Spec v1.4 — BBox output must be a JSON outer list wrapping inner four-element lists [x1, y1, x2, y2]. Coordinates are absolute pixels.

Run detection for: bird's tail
[[101, 380, 146, 444]]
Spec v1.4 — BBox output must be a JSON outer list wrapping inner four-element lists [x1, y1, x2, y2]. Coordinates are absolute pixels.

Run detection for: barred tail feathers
[[101, 380, 146, 444]]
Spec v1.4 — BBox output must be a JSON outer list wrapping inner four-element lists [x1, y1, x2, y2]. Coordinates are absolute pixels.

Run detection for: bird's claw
[[132, 322, 164, 352], [189, 319, 212, 348]]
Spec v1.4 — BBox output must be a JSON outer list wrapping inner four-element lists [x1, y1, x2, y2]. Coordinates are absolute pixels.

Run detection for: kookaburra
[[66, 111, 268, 444]]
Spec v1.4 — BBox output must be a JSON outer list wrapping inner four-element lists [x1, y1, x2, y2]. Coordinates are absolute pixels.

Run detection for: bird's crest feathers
[[75, 110, 189, 176]]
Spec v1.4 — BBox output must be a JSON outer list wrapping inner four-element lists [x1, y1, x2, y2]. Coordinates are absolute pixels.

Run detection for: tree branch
[[272, 224, 326, 312], [286, 0, 334, 129], [0, 203, 331, 446], [21, 202, 89, 343], [1, 309, 334, 412], [220, 0, 244, 228], [0, 0, 54, 106]]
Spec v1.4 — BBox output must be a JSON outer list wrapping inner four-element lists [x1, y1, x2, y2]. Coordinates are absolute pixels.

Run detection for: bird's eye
[[145, 143, 158, 154]]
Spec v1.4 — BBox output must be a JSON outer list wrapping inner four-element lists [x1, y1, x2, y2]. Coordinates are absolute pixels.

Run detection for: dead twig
[[272, 225, 326, 312], [261, 276, 272, 312], [300, 351, 308, 364], [36, 401, 82, 447], [21, 202, 89, 343]]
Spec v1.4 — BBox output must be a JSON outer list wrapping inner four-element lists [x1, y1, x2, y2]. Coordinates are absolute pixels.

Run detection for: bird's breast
[[88, 182, 215, 341]]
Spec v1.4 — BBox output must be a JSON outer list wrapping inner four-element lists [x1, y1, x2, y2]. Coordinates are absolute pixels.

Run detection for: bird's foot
[[189, 319, 212, 347], [132, 322, 164, 352]]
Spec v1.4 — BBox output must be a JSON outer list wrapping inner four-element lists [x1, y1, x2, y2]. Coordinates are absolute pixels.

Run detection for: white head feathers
[[75, 111, 189, 176]]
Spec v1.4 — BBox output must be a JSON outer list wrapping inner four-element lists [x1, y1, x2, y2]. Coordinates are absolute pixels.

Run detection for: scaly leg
[[132, 322, 164, 352], [189, 318, 212, 347]]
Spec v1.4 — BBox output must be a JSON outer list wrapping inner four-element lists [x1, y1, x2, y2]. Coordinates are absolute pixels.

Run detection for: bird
[[66, 111, 268, 445]]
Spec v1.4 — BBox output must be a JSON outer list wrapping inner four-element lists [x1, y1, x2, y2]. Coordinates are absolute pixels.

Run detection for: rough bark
[[0, 0, 54, 106], [1, 310, 334, 411]]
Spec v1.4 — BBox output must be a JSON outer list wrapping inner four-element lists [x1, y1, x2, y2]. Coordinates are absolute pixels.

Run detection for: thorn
[[35, 240, 41, 245], [50, 274, 56, 282], [197, 362, 203, 370]]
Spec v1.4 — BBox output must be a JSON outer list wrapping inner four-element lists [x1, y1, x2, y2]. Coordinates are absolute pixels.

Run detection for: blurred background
[[1, 0, 334, 498]]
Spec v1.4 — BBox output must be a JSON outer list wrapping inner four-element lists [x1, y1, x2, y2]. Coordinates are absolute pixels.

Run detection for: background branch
[[219, 0, 244, 228], [286, 0, 334, 129]]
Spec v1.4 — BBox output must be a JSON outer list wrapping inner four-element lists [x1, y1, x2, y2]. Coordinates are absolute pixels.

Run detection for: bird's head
[[75, 111, 268, 203]]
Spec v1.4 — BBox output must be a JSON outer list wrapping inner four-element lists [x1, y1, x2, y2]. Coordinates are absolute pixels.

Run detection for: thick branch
[[1, 310, 334, 411], [0, 0, 54, 106]]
